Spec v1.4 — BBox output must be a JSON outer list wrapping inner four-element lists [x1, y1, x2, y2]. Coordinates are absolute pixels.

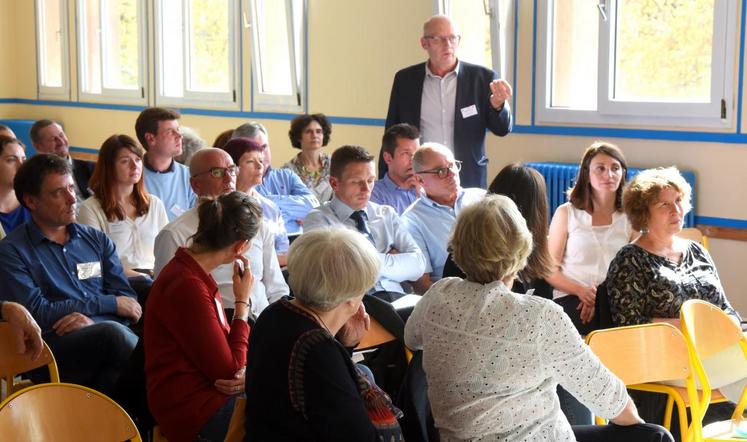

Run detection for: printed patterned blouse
[[284, 152, 333, 203]]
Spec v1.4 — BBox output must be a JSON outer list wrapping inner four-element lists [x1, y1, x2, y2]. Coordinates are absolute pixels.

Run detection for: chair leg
[[672, 396, 690, 442], [663, 395, 675, 430]]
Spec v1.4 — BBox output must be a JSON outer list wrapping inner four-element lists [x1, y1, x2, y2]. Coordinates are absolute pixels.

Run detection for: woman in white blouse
[[404, 195, 672, 442], [547, 141, 635, 334], [79, 134, 169, 301]]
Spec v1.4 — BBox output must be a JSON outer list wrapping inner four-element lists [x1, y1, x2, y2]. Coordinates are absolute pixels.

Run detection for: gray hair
[[175, 126, 206, 166], [232, 122, 267, 140], [288, 228, 380, 311], [412, 142, 454, 173]]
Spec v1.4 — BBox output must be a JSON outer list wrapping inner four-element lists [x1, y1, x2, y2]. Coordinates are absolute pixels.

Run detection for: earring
[[641, 226, 649, 234]]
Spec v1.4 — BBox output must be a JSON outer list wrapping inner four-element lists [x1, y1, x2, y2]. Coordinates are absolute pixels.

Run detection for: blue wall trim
[[695, 216, 747, 229]]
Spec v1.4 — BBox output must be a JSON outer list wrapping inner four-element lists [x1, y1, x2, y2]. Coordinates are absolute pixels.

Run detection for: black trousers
[[573, 423, 673, 442]]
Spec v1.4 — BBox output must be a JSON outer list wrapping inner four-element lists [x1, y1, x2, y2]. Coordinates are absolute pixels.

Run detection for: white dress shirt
[[153, 206, 289, 315], [303, 196, 426, 294], [405, 278, 628, 441], [78, 195, 169, 270]]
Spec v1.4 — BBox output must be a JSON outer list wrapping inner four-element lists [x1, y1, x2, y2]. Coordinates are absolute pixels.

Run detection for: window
[[248, 0, 305, 112], [76, 0, 145, 103], [536, 0, 738, 128], [35, 0, 70, 99], [155, 0, 239, 108]]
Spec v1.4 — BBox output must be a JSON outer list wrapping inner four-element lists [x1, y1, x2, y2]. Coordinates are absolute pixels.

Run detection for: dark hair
[[0, 135, 25, 153], [14, 153, 71, 208], [213, 129, 235, 149], [191, 191, 263, 251], [381, 123, 420, 156], [568, 141, 628, 212], [221, 138, 264, 166], [30, 119, 57, 144], [134, 107, 181, 150], [489, 164, 552, 281], [330, 145, 374, 179], [288, 113, 332, 149], [89, 134, 151, 222]]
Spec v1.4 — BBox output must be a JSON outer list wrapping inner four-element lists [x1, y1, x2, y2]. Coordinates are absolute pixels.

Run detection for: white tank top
[[554, 203, 632, 299]]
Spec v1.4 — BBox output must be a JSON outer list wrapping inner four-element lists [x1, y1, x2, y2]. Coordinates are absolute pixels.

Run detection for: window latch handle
[[597, 2, 608, 21]]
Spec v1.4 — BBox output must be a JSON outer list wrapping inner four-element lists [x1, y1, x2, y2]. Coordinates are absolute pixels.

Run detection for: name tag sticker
[[170, 204, 185, 217], [77, 262, 102, 280], [460, 104, 478, 119]]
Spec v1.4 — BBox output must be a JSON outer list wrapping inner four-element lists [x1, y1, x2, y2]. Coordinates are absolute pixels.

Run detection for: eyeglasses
[[417, 160, 462, 179], [423, 35, 461, 45], [192, 166, 237, 178]]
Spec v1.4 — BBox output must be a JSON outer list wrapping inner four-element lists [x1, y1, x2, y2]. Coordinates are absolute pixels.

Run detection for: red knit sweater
[[145, 248, 250, 441]]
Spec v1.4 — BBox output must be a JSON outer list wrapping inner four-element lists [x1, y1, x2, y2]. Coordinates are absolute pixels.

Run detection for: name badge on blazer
[[461, 104, 478, 119], [77, 262, 102, 280]]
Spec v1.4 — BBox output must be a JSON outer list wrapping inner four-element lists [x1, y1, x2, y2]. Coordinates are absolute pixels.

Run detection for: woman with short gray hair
[[244, 228, 403, 441], [405, 195, 672, 442]]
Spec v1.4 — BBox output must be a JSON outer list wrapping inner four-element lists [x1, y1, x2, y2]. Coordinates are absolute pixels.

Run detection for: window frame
[[75, 0, 147, 105], [247, 0, 306, 113], [35, 0, 71, 100], [535, 0, 738, 129], [154, 0, 241, 109]]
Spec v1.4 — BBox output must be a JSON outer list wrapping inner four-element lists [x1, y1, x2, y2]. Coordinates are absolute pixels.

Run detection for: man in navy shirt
[[0, 154, 140, 395]]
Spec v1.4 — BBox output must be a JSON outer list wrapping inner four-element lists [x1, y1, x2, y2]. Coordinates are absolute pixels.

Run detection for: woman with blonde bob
[[244, 228, 403, 441], [405, 195, 672, 442]]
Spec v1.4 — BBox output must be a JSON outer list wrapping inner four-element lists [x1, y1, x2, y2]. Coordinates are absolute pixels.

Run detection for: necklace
[[306, 306, 331, 335]]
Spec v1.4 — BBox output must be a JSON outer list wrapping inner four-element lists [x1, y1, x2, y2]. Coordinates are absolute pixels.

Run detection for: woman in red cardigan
[[145, 191, 260, 441]]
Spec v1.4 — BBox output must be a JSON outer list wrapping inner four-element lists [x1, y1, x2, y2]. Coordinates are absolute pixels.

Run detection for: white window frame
[[75, 0, 147, 104], [155, 0, 240, 109], [247, 0, 306, 113], [535, 0, 738, 129], [35, 0, 71, 100]]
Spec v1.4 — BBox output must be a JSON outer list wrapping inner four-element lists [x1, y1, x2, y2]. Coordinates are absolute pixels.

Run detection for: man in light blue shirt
[[370, 123, 421, 214], [304, 145, 426, 301], [233, 122, 318, 235], [135, 108, 197, 221], [401, 143, 485, 293]]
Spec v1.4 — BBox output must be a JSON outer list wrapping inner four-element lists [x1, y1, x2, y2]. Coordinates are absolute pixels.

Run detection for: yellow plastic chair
[[586, 323, 702, 442], [678, 227, 710, 250], [680, 299, 747, 441], [0, 382, 141, 441], [0, 322, 59, 399]]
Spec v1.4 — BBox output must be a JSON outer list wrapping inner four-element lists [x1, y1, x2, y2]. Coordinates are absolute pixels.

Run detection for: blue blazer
[[382, 61, 512, 188]]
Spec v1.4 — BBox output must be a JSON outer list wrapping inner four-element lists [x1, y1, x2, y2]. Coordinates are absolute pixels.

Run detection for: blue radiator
[[525, 162, 695, 228]]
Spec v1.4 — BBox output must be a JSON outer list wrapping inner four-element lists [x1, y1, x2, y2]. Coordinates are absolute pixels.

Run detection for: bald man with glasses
[[401, 143, 485, 294], [381, 14, 513, 189]]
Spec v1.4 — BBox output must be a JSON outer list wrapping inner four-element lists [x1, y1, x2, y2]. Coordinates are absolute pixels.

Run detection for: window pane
[[614, 0, 713, 102], [160, 0, 184, 97], [449, 0, 492, 70], [81, 0, 102, 93], [550, 0, 598, 109], [38, 0, 65, 88], [254, 0, 293, 95], [102, 0, 139, 90], [188, 0, 230, 93]]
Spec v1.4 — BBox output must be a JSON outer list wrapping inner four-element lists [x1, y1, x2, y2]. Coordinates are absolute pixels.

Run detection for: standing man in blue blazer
[[382, 15, 513, 189]]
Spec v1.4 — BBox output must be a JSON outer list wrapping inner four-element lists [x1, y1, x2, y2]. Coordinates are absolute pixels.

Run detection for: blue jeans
[[39, 320, 138, 396], [194, 395, 238, 442]]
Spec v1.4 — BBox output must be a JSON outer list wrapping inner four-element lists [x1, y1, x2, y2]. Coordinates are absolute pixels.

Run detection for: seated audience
[[146, 191, 257, 442], [370, 123, 421, 214], [30, 119, 95, 201], [0, 154, 140, 395], [284, 113, 334, 203], [222, 137, 290, 266], [0, 136, 30, 237], [401, 142, 485, 293], [245, 228, 403, 441], [78, 134, 169, 301], [0, 300, 43, 361], [233, 121, 318, 236], [304, 145, 425, 302], [213, 128, 234, 150], [154, 148, 288, 317], [547, 142, 634, 334], [174, 126, 206, 166], [608, 167, 738, 326], [405, 195, 673, 442], [135, 107, 196, 221]]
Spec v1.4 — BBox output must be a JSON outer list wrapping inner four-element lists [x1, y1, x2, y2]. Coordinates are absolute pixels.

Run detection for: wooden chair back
[[0, 322, 59, 398], [677, 227, 709, 249], [356, 316, 396, 350], [0, 382, 141, 441], [680, 299, 743, 359]]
